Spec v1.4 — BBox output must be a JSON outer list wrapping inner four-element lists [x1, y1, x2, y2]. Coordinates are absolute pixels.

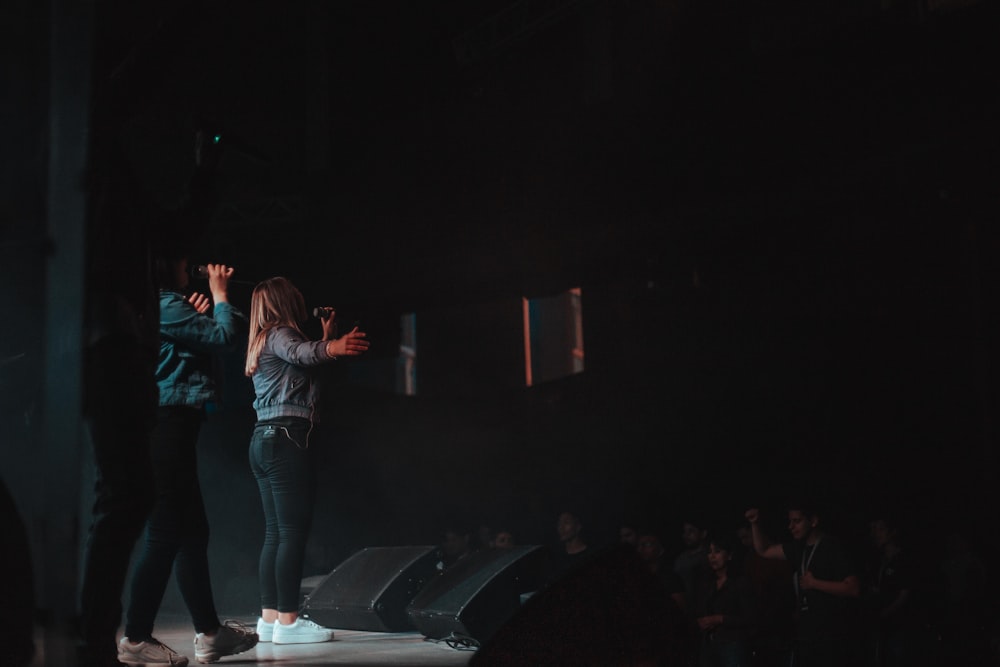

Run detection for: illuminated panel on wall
[[522, 287, 584, 387], [398, 312, 417, 396]]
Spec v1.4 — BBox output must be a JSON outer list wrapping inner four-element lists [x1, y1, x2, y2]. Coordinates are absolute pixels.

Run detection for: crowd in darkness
[[439, 499, 999, 667]]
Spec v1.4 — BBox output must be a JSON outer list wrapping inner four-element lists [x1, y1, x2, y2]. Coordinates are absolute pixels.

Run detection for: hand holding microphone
[[195, 263, 234, 305], [315, 307, 338, 341], [190, 264, 256, 286], [312, 307, 334, 319], [315, 306, 370, 358], [190, 264, 211, 279]]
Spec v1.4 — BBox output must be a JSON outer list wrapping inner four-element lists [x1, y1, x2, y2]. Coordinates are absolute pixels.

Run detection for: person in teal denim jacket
[[156, 273, 245, 408], [118, 256, 258, 666]]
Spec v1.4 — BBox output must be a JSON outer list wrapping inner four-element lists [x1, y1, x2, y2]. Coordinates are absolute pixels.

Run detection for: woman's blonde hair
[[245, 277, 307, 376]]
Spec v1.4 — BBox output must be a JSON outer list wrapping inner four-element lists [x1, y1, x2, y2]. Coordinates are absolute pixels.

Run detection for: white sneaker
[[272, 617, 335, 645], [255, 618, 275, 643], [118, 636, 189, 666]]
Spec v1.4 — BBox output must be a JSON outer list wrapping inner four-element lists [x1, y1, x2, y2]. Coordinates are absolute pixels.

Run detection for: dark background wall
[[4, 0, 1000, 619]]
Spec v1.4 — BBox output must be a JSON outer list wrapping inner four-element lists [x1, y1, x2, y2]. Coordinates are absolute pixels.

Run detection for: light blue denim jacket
[[251, 325, 335, 422], [156, 290, 248, 408]]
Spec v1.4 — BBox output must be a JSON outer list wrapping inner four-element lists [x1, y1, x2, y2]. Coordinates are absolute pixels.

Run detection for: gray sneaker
[[117, 637, 189, 666], [193, 621, 259, 664]]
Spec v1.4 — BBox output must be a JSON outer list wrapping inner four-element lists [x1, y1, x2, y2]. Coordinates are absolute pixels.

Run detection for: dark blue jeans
[[124, 405, 221, 639], [79, 337, 157, 665], [249, 418, 317, 613]]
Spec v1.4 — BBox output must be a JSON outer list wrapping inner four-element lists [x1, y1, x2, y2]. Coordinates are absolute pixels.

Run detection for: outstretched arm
[[318, 309, 370, 359], [324, 326, 370, 359]]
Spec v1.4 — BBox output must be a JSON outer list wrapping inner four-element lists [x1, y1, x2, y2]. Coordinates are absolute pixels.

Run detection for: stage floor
[[32, 614, 476, 667]]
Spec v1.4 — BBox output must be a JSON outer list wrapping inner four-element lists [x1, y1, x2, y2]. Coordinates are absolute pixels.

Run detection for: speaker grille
[[304, 545, 439, 632], [406, 545, 547, 643]]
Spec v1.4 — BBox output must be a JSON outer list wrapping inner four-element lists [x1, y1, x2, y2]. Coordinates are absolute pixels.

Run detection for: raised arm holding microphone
[[244, 277, 369, 645]]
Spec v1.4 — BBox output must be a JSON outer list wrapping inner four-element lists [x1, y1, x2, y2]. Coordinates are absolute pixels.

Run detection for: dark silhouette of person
[[864, 513, 935, 667], [0, 476, 35, 667], [78, 4, 226, 664]]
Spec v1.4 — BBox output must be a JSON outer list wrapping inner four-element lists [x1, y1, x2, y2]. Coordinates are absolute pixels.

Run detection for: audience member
[[690, 530, 757, 667], [675, 518, 711, 602], [494, 529, 516, 549], [863, 513, 935, 666], [437, 524, 476, 570], [620, 521, 640, 549], [478, 523, 496, 550], [746, 503, 862, 667], [546, 510, 592, 584], [637, 531, 687, 613]]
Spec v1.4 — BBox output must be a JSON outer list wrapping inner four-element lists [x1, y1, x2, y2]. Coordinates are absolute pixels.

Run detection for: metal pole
[[41, 0, 93, 663]]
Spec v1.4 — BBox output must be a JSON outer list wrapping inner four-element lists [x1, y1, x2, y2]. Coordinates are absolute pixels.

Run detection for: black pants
[[78, 337, 157, 665], [249, 418, 317, 613], [124, 405, 221, 639]]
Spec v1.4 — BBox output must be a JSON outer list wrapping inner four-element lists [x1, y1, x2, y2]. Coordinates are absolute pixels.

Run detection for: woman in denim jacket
[[244, 276, 369, 645], [119, 258, 258, 666]]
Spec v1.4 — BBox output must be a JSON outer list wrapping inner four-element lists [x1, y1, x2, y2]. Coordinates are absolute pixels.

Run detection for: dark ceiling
[[96, 0, 1000, 319]]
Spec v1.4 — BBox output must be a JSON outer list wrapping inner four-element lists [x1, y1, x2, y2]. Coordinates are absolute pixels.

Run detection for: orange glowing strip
[[522, 296, 533, 387]]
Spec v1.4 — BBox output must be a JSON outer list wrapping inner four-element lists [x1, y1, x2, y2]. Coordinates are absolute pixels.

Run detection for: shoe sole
[[272, 634, 334, 645]]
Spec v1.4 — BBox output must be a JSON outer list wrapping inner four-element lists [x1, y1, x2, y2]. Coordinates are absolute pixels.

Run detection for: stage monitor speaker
[[468, 544, 690, 667], [302, 545, 439, 632], [405, 544, 547, 645]]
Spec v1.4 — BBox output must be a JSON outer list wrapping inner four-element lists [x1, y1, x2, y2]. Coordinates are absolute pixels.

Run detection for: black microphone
[[312, 307, 334, 319], [189, 265, 257, 286]]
